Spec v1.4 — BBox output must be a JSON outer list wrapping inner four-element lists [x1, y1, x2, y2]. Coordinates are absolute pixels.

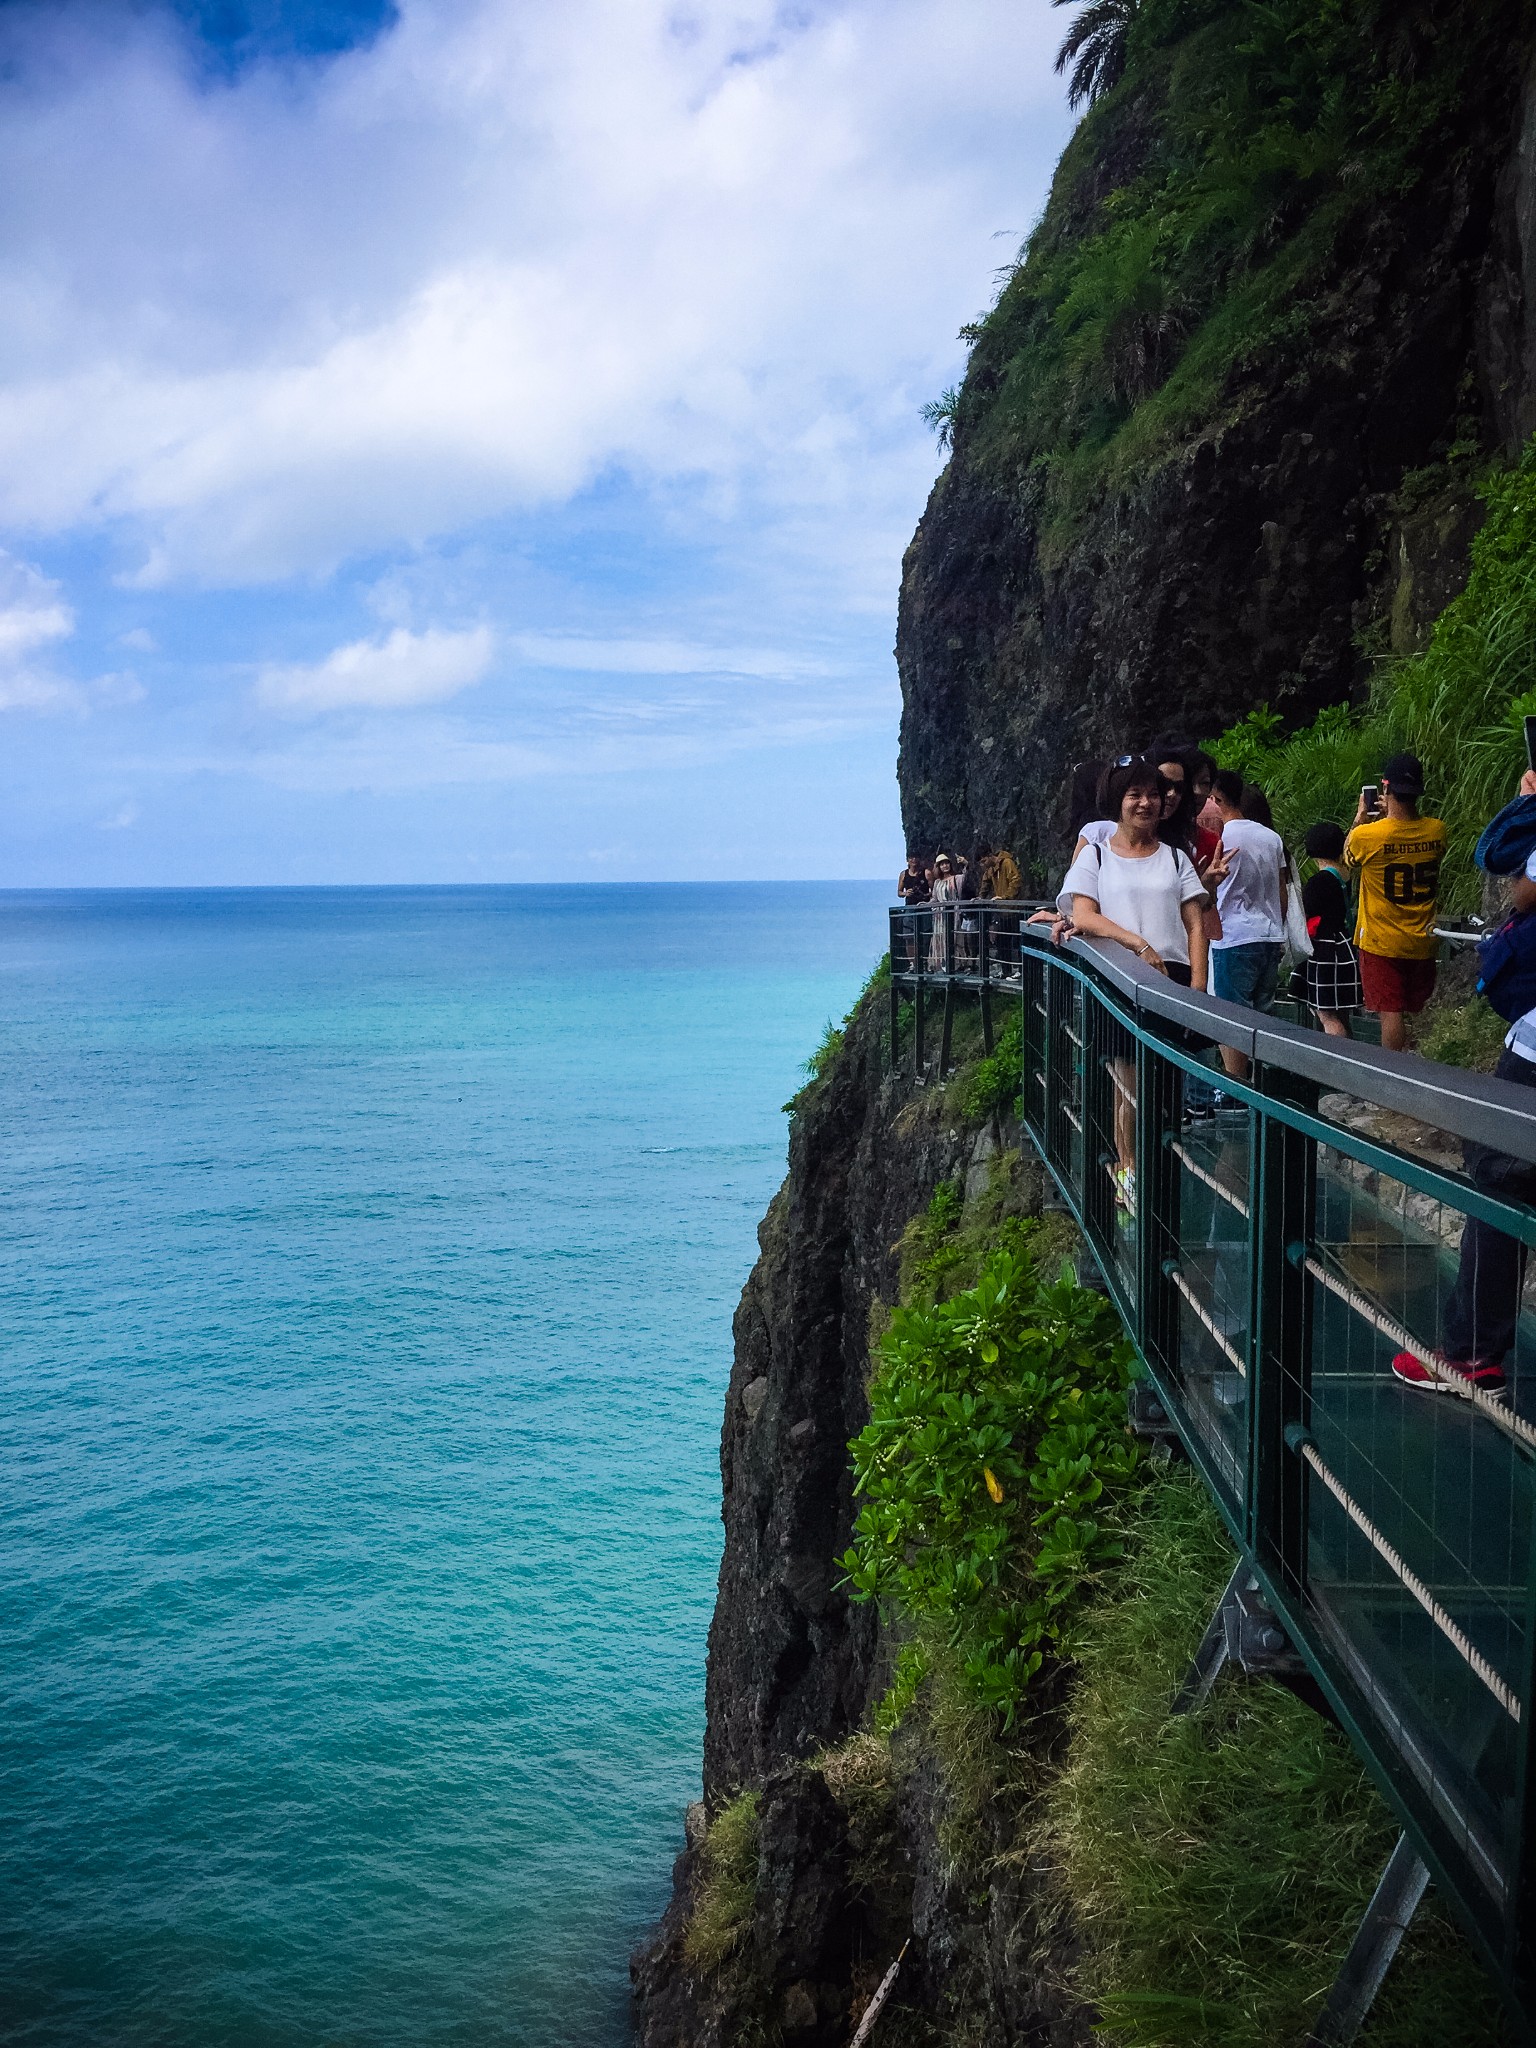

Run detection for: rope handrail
[[1169, 1137, 1252, 1219], [1293, 1432, 1522, 1725], [1168, 1264, 1247, 1376]]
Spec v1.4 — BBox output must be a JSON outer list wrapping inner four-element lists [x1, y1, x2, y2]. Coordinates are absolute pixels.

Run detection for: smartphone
[[1359, 783, 1381, 815], [1524, 715, 1536, 771]]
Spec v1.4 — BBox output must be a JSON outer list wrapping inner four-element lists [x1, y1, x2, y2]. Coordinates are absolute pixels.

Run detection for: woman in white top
[[1059, 756, 1210, 1213]]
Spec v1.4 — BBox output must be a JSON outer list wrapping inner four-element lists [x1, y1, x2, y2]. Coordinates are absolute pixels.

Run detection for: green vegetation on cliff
[[948, 0, 1527, 540], [1211, 440, 1536, 915], [1051, 1471, 1511, 2045], [842, 1245, 1139, 1722], [856, 1149, 1509, 2042], [683, 1791, 760, 1974]]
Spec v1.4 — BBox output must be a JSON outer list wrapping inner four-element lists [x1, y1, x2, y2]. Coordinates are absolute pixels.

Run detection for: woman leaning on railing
[[1057, 754, 1212, 1214]]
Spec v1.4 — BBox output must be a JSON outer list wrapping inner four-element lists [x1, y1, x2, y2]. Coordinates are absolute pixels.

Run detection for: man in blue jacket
[[1392, 768, 1536, 1403]]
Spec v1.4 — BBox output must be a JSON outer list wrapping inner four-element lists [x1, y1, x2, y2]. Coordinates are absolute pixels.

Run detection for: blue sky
[[0, 0, 1073, 884]]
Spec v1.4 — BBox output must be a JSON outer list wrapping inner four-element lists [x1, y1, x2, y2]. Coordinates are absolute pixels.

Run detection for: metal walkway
[[888, 901, 1536, 2041]]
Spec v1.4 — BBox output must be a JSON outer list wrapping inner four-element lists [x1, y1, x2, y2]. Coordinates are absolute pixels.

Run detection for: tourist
[[1207, 770, 1288, 1080], [979, 840, 1024, 977], [1345, 752, 1445, 1054], [1155, 746, 1197, 853], [1295, 822, 1362, 1038], [1239, 781, 1274, 829], [979, 842, 1022, 902], [928, 851, 962, 969], [897, 852, 930, 905], [897, 851, 930, 971], [1391, 769, 1536, 1403], [1062, 756, 1208, 1212], [1064, 758, 1107, 845]]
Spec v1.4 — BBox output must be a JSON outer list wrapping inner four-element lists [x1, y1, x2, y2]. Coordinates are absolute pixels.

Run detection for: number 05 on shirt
[[1344, 813, 1446, 960]]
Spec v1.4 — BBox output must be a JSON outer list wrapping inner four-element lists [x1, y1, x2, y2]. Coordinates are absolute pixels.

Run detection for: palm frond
[[1052, 0, 1138, 109]]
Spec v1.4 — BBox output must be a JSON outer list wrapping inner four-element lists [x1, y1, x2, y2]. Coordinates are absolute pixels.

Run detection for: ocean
[[0, 882, 888, 2048]]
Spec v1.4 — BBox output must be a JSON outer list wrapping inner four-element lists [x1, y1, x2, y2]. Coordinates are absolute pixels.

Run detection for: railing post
[[913, 910, 926, 1079], [939, 905, 956, 1078], [1508, 1513, 1536, 2002], [1135, 1025, 1182, 1377], [888, 910, 901, 1075], [1022, 944, 1046, 1150], [1249, 1060, 1318, 1590], [980, 908, 994, 1055]]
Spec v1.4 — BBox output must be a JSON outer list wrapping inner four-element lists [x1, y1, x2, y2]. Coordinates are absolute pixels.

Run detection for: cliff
[[897, 0, 1536, 876], [633, 8, 1536, 2042], [632, 994, 1082, 2044]]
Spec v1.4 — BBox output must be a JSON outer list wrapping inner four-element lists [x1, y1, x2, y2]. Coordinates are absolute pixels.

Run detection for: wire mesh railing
[[887, 902, 1536, 2036]]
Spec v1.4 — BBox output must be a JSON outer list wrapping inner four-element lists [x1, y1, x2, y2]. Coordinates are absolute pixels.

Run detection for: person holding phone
[[1345, 752, 1445, 1053]]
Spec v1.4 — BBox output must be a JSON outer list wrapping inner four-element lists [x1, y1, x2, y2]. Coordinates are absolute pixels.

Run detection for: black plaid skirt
[[1296, 935, 1363, 1013]]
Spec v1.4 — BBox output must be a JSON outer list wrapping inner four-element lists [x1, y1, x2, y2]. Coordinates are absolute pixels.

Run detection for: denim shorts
[[1212, 940, 1284, 1011]]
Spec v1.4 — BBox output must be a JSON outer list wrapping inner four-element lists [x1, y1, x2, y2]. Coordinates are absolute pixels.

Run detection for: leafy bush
[[927, 1177, 964, 1233], [1205, 441, 1536, 913], [841, 1248, 1139, 1724], [682, 1790, 760, 1973]]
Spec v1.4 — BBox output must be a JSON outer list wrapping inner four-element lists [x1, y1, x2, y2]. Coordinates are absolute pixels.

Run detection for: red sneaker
[[1390, 1351, 1508, 1403]]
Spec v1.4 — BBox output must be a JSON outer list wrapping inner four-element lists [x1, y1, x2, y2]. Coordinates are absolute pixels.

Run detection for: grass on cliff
[[682, 1790, 759, 1974], [1207, 441, 1536, 918], [782, 954, 888, 1121], [1049, 1469, 1511, 2047], [944, 0, 1528, 535]]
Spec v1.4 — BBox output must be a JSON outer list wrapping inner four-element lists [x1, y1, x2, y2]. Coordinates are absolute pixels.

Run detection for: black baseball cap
[[1381, 751, 1425, 795]]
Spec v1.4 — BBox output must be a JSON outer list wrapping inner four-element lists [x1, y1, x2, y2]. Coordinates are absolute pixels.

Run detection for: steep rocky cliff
[[898, 1, 1536, 875], [634, 11, 1536, 2044], [632, 993, 1076, 2045]]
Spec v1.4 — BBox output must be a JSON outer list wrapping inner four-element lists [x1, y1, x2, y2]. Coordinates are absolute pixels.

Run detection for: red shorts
[[1358, 949, 1437, 1015]]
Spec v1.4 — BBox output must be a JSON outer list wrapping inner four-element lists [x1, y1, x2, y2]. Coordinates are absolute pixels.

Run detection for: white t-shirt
[[1507, 848, 1536, 1062], [1061, 839, 1206, 967], [1211, 817, 1286, 948], [1055, 819, 1115, 912]]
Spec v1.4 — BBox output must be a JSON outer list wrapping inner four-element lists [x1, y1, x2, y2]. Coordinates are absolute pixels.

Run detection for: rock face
[[634, 28, 1536, 2048], [632, 990, 1064, 2044], [897, 41, 1536, 876], [704, 1001, 1017, 1801]]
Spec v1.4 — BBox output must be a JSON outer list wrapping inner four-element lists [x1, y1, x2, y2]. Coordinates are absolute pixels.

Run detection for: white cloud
[[509, 632, 835, 680], [0, 549, 79, 711], [98, 802, 139, 830], [0, 0, 1070, 586], [255, 623, 496, 712]]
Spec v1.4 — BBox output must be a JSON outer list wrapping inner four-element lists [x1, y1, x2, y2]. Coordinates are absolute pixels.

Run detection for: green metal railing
[[889, 899, 1536, 2040]]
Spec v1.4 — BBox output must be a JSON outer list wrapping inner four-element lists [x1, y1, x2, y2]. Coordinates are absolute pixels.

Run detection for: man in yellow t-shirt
[[1344, 751, 1445, 1053]]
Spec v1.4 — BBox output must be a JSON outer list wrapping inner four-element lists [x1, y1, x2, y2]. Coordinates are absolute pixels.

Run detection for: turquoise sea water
[[0, 883, 887, 2048]]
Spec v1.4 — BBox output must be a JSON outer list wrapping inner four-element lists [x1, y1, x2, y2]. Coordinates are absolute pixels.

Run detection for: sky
[[0, 0, 1074, 885]]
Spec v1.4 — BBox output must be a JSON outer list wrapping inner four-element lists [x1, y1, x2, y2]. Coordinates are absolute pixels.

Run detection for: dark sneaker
[[1390, 1351, 1508, 1403]]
